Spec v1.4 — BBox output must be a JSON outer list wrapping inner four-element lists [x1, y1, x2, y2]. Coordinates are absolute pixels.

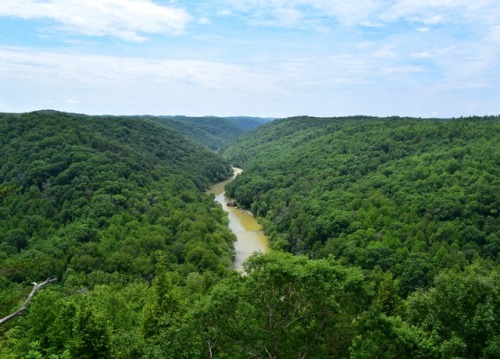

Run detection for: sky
[[0, 0, 499, 118]]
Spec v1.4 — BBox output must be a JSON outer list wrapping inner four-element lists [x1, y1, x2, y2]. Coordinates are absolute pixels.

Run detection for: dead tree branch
[[0, 277, 56, 326]]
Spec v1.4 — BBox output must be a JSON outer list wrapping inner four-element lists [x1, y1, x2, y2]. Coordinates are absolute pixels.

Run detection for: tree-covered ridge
[[0, 111, 232, 188], [0, 111, 235, 312], [151, 115, 273, 151], [225, 116, 500, 294]]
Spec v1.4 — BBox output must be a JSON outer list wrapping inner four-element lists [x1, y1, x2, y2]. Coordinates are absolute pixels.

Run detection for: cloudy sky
[[0, 0, 499, 117]]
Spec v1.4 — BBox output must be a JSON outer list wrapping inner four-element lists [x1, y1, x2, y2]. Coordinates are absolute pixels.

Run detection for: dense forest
[[224, 116, 500, 357], [0, 111, 238, 357], [0, 112, 499, 358]]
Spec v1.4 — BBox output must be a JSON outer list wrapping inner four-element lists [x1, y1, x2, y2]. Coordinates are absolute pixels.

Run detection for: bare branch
[[0, 277, 56, 326]]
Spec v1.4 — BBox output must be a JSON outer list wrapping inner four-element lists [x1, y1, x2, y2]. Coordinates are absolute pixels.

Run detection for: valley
[[0, 111, 498, 358], [207, 168, 269, 271]]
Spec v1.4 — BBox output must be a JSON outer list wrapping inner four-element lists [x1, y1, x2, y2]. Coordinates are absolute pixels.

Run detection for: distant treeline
[[146, 115, 273, 151]]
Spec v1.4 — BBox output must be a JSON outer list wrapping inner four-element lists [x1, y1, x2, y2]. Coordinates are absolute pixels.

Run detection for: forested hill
[[1, 111, 233, 189], [0, 111, 239, 356], [150, 115, 274, 151], [0, 110, 235, 276], [225, 116, 500, 291], [220, 116, 499, 357]]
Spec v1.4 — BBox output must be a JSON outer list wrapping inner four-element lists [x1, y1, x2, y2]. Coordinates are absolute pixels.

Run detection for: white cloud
[[411, 51, 431, 59], [217, 9, 232, 17], [370, 45, 397, 59], [0, 0, 191, 42], [197, 17, 210, 25], [443, 48, 500, 86], [380, 65, 423, 75], [66, 99, 83, 105], [272, 8, 303, 27], [221, 0, 500, 31], [417, 27, 431, 33], [422, 15, 444, 25], [304, 0, 384, 25], [490, 25, 500, 42], [0, 45, 421, 115], [0, 47, 282, 94], [0, 46, 388, 97], [222, 0, 384, 27], [381, 0, 499, 26], [244, 6, 304, 28], [0, 46, 294, 115]]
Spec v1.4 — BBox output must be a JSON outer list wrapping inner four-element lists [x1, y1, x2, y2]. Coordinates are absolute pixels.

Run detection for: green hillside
[[221, 116, 500, 357], [225, 116, 499, 290], [0, 110, 237, 278], [0, 111, 239, 356]]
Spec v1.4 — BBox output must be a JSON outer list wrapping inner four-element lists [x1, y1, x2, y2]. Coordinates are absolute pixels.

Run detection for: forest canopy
[[224, 116, 499, 294], [0, 112, 498, 358], [0, 111, 241, 356]]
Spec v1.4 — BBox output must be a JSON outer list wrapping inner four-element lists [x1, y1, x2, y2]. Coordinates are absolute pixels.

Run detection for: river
[[206, 168, 269, 271]]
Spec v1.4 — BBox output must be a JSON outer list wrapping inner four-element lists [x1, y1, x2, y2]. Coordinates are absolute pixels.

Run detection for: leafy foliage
[[196, 251, 369, 358]]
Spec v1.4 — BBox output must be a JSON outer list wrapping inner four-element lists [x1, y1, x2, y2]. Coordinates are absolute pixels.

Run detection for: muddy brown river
[[207, 168, 269, 271]]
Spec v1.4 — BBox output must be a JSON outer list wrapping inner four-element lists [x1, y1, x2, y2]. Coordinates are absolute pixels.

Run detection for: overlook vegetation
[[0, 112, 499, 358]]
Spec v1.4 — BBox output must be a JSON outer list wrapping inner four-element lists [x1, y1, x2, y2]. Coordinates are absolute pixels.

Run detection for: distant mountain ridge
[[152, 115, 274, 151], [5, 110, 275, 151]]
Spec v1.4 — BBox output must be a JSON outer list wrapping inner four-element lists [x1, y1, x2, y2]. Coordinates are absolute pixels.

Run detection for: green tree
[[406, 264, 499, 358], [198, 252, 369, 358], [69, 298, 111, 359]]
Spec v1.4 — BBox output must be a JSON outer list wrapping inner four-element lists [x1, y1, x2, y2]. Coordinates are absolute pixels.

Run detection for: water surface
[[207, 168, 269, 271]]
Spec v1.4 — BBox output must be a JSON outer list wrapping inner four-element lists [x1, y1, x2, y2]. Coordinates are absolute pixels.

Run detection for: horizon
[[5, 108, 498, 120], [1, 1, 499, 118]]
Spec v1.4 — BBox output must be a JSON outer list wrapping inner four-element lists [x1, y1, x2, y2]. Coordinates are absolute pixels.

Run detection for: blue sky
[[0, 0, 499, 118]]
